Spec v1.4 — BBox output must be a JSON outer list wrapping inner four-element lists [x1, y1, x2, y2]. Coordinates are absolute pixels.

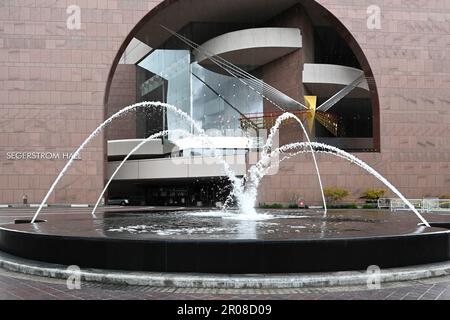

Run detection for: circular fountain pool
[[0, 209, 449, 273]]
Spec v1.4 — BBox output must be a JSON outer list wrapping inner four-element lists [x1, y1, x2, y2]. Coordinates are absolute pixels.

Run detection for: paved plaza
[[1, 263, 450, 300]]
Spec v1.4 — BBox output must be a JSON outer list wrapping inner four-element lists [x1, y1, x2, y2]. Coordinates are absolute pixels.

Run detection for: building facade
[[1, 0, 449, 206]]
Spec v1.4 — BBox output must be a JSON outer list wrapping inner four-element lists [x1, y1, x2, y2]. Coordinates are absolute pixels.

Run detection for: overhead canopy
[[194, 27, 302, 70], [303, 63, 370, 99], [134, 0, 300, 49]]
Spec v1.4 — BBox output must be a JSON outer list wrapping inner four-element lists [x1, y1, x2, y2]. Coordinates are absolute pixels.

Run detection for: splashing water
[[32, 101, 240, 223], [32, 102, 165, 222], [221, 112, 430, 226], [92, 129, 172, 217], [93, 129, 269, 219], [33, 101, 261, 223], [33, 101, 430, 227], [261, 142, 430, 227], [224, 112, 327, 217], [92, 128, 247, 217]]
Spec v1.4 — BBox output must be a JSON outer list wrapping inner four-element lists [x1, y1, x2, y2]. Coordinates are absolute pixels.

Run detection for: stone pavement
[[1, 265, 450, 300]]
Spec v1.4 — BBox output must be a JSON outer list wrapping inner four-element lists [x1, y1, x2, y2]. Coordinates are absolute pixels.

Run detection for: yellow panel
[[304, 96, 317, 133]]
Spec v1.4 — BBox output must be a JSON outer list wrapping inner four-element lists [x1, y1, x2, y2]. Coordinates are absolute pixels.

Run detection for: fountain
[[31, 101, 244, 223], [0, 23, 446, 270], [0, 100, 449, 274]]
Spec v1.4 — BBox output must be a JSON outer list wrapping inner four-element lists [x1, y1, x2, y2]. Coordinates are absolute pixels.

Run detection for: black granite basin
[[0, 209, 449, 273]]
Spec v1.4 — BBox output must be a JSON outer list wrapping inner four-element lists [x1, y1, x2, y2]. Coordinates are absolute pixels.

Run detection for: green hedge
[[260, 203, 283, 209], [328, 204, 358, 209]]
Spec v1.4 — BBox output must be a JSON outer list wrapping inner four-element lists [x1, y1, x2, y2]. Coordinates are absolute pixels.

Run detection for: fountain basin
[[0, 210, 449, 274]]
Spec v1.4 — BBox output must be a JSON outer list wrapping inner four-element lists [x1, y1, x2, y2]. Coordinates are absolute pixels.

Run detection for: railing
[[241, 110, 343, 136], [378, 198, 450, 213], [423, 199, 450, 213], [241, 110, 307, 130]]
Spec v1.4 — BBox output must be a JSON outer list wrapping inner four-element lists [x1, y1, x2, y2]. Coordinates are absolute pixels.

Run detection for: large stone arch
[[103, 1, 380, 152]]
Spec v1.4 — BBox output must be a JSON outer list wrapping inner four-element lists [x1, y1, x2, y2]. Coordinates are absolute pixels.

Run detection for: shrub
[[362, 204, 377, 209], [328, 204, 358, 209], [288, 203, 299, 209], [260, 203, 283, 209], [324, 187, 349, 204], [269, 203, 283, 209], [362, 189, 386, 201]]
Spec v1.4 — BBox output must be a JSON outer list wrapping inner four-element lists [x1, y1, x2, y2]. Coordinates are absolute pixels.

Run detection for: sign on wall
[[5, 152, 81, 161]]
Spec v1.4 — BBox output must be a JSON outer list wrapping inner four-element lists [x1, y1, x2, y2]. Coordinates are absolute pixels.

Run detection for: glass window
[[138, 49, 191, 140]]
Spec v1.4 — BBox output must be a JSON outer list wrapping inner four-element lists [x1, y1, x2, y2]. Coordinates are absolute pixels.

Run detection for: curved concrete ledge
[[108, 154, 246, 180], [303, 63, 369, 98], [195, 27, 302, 68], [1, 250, 449, 289], [108, 139, 173, 157], [108, 137, 252, 157]]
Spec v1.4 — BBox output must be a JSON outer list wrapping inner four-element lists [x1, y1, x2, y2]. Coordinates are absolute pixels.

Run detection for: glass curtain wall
[[138, 49, 191, 140], [191, 63, 262, 136], [137, 46, 263, 144]]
